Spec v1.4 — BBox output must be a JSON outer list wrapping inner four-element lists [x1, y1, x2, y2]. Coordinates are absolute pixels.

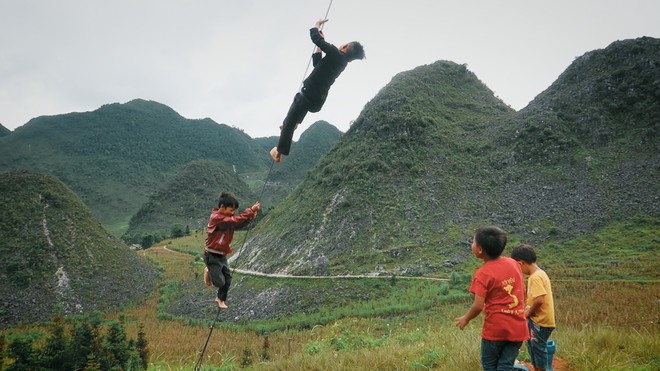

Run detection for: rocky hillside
[[261, 121, 343, 207], [237, 37, 659, 276], [239, 60, 516, 275], [0, 171, 159, 326], [0, 123, 9, 137]]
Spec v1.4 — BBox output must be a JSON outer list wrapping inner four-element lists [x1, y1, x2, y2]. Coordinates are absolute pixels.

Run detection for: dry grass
[[5, 243, 651, 370]]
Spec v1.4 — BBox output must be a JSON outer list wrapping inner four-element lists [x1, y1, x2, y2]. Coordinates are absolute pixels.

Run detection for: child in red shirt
[[204, 192, 260, 309], [455, 226, 529, 370]]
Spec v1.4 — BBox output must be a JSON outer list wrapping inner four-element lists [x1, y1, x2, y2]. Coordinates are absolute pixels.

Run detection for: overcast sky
[[1, 0, 658, 139]]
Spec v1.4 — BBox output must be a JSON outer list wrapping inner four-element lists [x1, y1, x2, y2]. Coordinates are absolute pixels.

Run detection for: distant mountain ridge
[[236, 37, 660, 276], [0, 99, 340, 235], [122, 159, 257, 244], [0, 171, 159, 326]]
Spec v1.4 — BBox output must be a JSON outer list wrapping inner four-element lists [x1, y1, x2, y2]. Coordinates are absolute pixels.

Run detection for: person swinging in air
[[270, 18, 365, 162]]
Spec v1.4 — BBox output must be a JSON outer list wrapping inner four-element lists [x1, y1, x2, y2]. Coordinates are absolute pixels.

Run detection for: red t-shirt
[[469, 257, 529, 341]]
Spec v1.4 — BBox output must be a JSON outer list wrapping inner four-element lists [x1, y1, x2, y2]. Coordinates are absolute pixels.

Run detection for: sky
[[1, 0, 659, 139]]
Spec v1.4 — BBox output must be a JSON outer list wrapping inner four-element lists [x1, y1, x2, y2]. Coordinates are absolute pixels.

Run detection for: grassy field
[[2, 229, 658, 370], [103, 229, 659, 371]]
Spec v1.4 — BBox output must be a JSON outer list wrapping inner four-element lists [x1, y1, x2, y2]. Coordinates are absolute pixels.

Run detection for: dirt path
[[160, 245, 448, 281]]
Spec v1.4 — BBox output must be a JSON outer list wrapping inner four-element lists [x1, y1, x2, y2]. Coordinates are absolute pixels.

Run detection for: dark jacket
[[301, 27, 349, 111]]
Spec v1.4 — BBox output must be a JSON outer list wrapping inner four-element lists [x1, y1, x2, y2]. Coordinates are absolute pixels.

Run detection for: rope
[[194, 159, 275, 371], [195, 3, 334, 369], [194, 306, 222, 371], [298, 0, 334, 91], [231, 158, 275, 271]]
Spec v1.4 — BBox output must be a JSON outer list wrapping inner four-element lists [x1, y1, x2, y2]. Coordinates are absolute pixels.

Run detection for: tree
[[40, 314, 72, 369], [70, 312, 103, 371], [170, 224, 185, 238], [102, 320, 129, 369], [0, 334, 6, 369], [6, 337, 36, 371], [141, 234, 155, 248], [136, 324, 149, 370]]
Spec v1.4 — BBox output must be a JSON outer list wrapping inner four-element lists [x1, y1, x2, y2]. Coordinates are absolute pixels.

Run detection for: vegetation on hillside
[[1, 36, 659, 370], [0, 171, 159, 327], [0, 100, 270, 233], [239, 38, 659, 276], [0, 100, 340, 236], [121, 159, 257, 246], [0, 124, 9, 137], [261, 121, 343, 208], [0, 313, 148, 370]]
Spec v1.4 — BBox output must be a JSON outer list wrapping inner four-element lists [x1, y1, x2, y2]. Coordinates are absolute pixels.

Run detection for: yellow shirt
[[527, 269, 556, 328]]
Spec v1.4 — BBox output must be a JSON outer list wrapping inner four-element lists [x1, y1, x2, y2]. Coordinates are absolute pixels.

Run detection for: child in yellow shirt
[[511, 244, 556, 371]]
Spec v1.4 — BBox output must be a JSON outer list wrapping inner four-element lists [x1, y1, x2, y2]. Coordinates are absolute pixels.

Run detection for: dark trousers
[[277, 89, 324, 155], [204, 252, 232, 301], [480, 339, 523, 371]]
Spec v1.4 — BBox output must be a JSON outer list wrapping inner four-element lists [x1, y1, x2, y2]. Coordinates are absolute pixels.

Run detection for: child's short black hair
[[511, 244, 537, 263], [474, 226, 507, 258], [217, 192, 239, 209], [346, 41, 365, 61]]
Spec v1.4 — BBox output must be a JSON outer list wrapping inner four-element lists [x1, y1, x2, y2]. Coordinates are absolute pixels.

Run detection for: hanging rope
[[194, 159, 274, 371], [195, 3, 334, 369], [298, 0, 334, 91], [231, 158, 274, 271], [194, 307, 222, 371]]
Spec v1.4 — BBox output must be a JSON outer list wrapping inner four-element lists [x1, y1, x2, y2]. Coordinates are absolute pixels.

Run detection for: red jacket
[[204, 208, 256, 255]]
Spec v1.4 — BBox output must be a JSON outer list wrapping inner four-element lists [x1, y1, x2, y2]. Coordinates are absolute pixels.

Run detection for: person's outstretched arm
[[455, 294, 485, 330]]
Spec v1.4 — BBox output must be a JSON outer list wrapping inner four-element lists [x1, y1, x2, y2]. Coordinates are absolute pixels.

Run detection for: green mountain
[[0, 99, 270, 233], [0, 171, 159, 326], [237, 37, 659, 276], [0, 124, 9, 137], [0, 101, 341, 237], [122, 159, 257, 244], [260, 121, 343, 208]]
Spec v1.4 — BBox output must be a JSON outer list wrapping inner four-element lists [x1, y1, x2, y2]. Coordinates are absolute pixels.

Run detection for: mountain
[[236, 37, 659, 276], [261, 121, 343, 208], [0, 124, 9, 137], [122, 159, 257, 244], [239, 60, 516, 275], [495, 36, 660, 235], [0, 171, 159, 326], [0, 99, 271, 234]]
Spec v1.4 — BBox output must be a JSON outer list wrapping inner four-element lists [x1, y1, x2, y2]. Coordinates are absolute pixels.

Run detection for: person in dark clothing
[[270, 19, 365, 162], [203, 192, 260, 309]]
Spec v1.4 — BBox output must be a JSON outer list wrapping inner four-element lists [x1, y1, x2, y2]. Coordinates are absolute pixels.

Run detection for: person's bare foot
[[270, 147, 282, 163], [215, 297, 228, 309], [203, 267, 212, 286]]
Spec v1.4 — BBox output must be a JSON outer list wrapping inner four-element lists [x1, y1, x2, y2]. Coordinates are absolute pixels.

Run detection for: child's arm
[[212, 203, 260, 229], [525, 294, 545, 318], [454, 294, 485, 330]]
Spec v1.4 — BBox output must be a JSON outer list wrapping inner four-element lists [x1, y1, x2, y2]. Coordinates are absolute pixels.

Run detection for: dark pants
[[277, 89, 324, 155], [527, 319, 554, 370], [203, 252, 232, 301], [480, 339, 523, 371]]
